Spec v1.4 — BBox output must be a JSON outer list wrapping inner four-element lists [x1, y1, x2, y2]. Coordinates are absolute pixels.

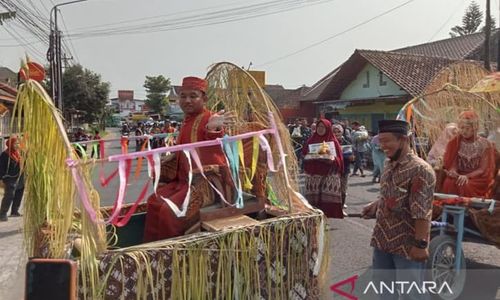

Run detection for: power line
[[66, 0, 335, 40], [60, 12, 79, 63], [427, 0, 468, 41], [69, 0, 256, 32], [256, 0, 417, 67], [2, 23, 45, 61]]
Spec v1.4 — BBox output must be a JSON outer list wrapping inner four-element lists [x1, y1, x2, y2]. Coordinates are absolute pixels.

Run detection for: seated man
[[143, 76, 234, 242], [441, 110, 496, 198]]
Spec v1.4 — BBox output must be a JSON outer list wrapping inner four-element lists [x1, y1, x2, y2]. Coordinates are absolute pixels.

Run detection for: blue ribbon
[[222, 135, 243, 208]]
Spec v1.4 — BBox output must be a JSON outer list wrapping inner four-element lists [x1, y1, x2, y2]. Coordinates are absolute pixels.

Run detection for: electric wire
[[256, 0, 417, 67], [66, 0, 335, 39], [60, 12, 79, 64], [427, 0, 468, 41], [2, 22, 45, 61]]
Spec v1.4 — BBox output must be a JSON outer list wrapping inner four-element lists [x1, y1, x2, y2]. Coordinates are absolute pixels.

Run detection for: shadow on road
[[0, 229, 20, 239]]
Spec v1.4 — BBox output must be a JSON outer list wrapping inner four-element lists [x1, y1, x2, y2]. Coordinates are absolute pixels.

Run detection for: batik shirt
[[370, 153, 436, 259]]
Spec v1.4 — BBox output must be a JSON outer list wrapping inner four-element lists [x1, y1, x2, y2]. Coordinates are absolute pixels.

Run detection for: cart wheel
[[426, 235, 466, 300]]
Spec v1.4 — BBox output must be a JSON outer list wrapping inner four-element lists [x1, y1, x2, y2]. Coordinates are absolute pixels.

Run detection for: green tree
[[62, 64, 110, 124], [450, 1, 483, 37], [144, 75, 171, 115], [481, 15, 496, 33]]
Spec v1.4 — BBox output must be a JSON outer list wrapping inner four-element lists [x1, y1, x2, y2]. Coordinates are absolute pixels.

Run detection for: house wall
[[336, 101, 405, 132], [340, 64, 408, 100]]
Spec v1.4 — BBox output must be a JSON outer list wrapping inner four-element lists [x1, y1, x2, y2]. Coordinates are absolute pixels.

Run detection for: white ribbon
[[258, 134, 277, 172], [313, 217, 325, 276], [106, 159, 128, 224], [189, 149, 234, 207], [160, 150, 193, 217], [153, 152, 161, 195]]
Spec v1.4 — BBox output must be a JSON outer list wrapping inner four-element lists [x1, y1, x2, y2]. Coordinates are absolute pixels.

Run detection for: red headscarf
[[302, 119, 343, 176], [5, 136, 20, 162]]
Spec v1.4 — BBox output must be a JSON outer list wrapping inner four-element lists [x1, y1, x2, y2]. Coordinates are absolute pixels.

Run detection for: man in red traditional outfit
[[144, 76, 234, 242], [441, 110, 496, 198]]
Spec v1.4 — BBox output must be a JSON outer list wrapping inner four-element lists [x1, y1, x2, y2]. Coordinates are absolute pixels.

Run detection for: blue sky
[[0, 0, 497, 98]]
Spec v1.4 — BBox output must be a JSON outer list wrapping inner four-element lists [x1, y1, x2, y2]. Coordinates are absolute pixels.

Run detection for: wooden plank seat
[[191, 165, 266, 222], [201, 214, 260, 232]]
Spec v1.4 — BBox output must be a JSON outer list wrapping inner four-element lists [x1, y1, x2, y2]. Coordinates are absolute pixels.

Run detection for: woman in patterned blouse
[[441, 110, 497, 198]]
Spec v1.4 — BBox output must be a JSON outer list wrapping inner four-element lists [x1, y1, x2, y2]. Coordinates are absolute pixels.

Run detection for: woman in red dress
[[441, 110, 496, 198], [302, 119, 344, 218]]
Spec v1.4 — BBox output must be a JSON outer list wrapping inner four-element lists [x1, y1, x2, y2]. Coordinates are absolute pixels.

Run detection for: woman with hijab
[[441, 111, 496, 197], [0, 136, 25, 221], [302, 119, 344, 218]]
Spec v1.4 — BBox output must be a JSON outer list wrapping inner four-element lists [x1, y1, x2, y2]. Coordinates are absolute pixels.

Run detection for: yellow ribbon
[[237, 140, 252, 190], [250, 136, 259, 182]]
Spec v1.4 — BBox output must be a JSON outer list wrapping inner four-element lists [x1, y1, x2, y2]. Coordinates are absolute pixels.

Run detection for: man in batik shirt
[[362, 120, 436, 300]]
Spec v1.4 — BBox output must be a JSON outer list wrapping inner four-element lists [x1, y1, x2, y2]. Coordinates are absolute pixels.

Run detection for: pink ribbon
[[67, 159, 97, 222], [106, 159, 132, 224], [258, 134, 277, 172], [112, 179, 151, 227], [189, 149, 234, 207]]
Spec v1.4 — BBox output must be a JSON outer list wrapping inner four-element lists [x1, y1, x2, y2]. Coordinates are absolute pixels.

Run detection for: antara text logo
[[330, 275, 453, 299]]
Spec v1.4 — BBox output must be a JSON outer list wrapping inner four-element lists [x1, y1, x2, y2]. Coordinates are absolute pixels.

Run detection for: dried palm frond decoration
[[15, 67, 76, 258], [15, 58, 106, 299], [18, 60, 326, 299], [399, 65, 500, 158], [206, 62, 302, 210]]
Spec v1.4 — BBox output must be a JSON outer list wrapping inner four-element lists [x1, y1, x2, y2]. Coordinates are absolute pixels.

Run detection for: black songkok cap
[[378, 120, 409, 135]]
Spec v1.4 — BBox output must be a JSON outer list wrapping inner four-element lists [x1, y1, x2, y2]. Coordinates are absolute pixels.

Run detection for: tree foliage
[[144, 75, 171, 115], [61, 64, 110, 123], [450, 1, 483, 37]]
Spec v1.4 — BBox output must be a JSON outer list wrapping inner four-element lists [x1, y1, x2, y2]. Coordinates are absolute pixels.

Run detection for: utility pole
[[62, 53, 74, 69], [485, 0, 492, 71], [48, 0, 87, 115], [497, 0, 500, 71]]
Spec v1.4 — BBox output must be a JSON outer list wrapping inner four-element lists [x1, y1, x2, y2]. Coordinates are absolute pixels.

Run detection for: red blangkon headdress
[[181, 76, 207, 93]]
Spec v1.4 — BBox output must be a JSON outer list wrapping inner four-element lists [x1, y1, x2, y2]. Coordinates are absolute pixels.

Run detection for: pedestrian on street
[[0, 136, 25, 222], [302, 119, 344, 219], [351, 121, 369, 177], [362, 120, 436, 300], [135, 123, 145, 152], [333, 123, 352, 216], [370, 134, 386, 183], [91, 130, 101, 159]]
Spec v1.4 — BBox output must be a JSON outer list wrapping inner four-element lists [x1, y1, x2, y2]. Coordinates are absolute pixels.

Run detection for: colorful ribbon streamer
[[159, 150, 193, 217]]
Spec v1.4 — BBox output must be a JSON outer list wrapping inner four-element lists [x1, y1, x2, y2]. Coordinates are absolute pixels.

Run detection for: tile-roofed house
[[304, 31, 499, 113], [318, 50, 458, 101], [0, 82, 17, 138], [264, 85, 312, 122], [0, 66, 17, 87], [302, 67, 339, 102], [306, 49, 486, 131], [166, 85, 183, 120], [0, 82, 16, 104], [393, 31, 490, 60]]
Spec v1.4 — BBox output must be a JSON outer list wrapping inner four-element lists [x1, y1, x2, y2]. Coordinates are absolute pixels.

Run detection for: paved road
[[324, 174, 500, 300], [1, 131, 500, 299], [92, 127, 151, 207]]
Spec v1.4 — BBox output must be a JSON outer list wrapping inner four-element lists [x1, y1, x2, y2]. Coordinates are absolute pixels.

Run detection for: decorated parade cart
[[17, 62, 327, 299], [397, 69, 500, 300]]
